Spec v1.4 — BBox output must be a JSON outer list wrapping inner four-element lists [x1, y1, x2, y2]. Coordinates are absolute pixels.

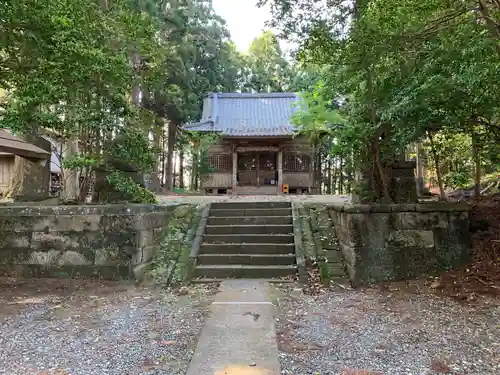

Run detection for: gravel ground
[[0, 278, 215, 375], [274, 281, 500, 375]]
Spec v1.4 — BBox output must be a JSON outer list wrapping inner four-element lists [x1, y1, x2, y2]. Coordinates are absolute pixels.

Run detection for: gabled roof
[[183, 92, 301, 137], [0, 130, 51, 160]]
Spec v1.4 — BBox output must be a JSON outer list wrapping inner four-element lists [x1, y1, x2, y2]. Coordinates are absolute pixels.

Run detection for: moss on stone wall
[[296, 203, 349, 285], [0, 204, 178, 281], [146, 204, 202, 286]]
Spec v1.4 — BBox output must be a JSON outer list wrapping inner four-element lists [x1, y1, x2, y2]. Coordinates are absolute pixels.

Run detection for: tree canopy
[[261, 0, 500, 201], [0, 0, 301, 201]]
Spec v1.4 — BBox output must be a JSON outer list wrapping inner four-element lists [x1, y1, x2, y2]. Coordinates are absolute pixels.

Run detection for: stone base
[[0, 204, 185, 281], [328, 202, 471, 286]]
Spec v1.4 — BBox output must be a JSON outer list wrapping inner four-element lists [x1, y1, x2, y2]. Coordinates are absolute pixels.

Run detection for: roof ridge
[[208, 92, 298, 99]]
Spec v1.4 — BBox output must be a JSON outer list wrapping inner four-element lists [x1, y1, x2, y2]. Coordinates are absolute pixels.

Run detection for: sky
[[212, 0, 290, 53]]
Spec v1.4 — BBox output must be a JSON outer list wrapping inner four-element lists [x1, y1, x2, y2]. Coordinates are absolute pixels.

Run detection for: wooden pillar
[[232, 149, 237, 196], [309, 145, 314, 194], [277, 150, 283, 194]]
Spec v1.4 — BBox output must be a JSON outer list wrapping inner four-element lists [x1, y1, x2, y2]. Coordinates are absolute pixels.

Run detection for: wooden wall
[[0, 155, 14, 193], [202, 136, 316, 191], [202, 172, 232, 188]]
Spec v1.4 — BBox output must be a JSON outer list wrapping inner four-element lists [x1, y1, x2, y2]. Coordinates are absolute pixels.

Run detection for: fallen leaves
[[430, 198, 500, 302]]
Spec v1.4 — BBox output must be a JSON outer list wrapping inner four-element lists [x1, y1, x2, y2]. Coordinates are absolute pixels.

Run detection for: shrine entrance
[[237, 151, 278, 187]]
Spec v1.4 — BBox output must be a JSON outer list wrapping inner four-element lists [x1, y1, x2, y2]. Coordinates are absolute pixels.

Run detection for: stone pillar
[[390, 160, 418, 203], [415, 142, 425, 196], [277, 150, 283, 194], [232, 150, 237, 196]]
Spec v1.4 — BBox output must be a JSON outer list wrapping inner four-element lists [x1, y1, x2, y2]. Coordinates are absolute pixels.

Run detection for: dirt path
[[0, 278, 215, 375], [274, 281, 500, 375]]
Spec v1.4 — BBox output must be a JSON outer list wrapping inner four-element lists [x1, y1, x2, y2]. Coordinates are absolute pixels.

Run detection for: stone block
[[0, 247, 33, 263], [132, 262, 151, 281], [338, 243, 357, 267], [388, 230, 434, 248], [31, 215, 102, 232], [132, 212, 168, 230], [94, 247, 131, 266], [330, 204, 471, 286], [390, 212, 447, 231], [57, 251, 93, 266], [0, 233, 32, 248], [28, 250, 61, 265], [0, 203, 189, 281], [416, 202, 470, 212]]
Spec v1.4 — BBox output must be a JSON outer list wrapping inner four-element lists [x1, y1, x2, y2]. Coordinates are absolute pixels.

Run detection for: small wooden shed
[[0, 130, 51, 195], [183, 92, 317, 195]]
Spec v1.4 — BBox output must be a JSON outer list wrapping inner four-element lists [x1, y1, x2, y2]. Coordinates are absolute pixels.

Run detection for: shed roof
[[0, 130, 51, 160], [183, 92, 301, 137]]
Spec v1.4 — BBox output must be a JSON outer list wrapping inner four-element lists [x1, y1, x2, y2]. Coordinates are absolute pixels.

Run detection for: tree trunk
[[153, 120, 163, 175], [61, 139, 80, 204], [472, 131, 482, 197], [161, 126, 166, 185], [339, 157, 344, 194], [179, 148, 185, 189], [165, 122, 177, 191], [326, 155, 332, 194], [477, 0, 500, 54], [373, 140, 392, 203], [131, 52, 141, 107], [427, 132, 447, 201], [332, 161, 338, 194], [415, 141, 425, 195]]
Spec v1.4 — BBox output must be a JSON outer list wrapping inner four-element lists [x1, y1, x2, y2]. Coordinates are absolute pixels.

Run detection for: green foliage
[[263, 0, 500, 197], [108, 127, 157, 172], [61, 155, 100, 171], [147, 205, 201, 286], [106, 171, 157, 204]]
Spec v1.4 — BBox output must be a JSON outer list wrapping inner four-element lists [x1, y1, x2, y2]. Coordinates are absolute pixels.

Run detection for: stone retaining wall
[[0, 204, 190, 280], [329, 203, 471, 286], [297, 204, 349, 284]]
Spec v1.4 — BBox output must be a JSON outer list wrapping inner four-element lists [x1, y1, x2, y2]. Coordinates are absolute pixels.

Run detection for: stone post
[[415, 142, 425, 196], [277, 150, 283, 194]]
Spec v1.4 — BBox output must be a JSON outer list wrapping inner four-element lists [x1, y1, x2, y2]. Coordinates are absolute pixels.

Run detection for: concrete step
[[203, 234, 294, 244], [205, 224, 293, 235], [193, 264, 297, 279], [199, 243, 295, 255], [211, 201, 291, 210], [197, 254, 296, 266], [192, 278, 294, 284], [209, 208, 292, 217], [207, 215, 293, 226]]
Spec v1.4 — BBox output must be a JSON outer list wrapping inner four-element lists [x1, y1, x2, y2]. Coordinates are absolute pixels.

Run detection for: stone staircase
[[193, 201, 297, 281]]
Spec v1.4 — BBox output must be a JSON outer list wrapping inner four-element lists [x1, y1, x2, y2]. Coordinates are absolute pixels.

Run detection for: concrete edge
[[291, 201, 307, 284], [0, 203, 184, 216], [326, 202, 471, 213], [185, 203, 211, 283]]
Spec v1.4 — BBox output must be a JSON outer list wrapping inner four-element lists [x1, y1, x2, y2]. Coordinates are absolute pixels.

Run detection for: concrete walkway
[[186, 280, 280, 375]]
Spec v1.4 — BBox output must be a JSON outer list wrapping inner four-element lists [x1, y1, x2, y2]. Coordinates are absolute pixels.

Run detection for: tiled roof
[[183, 92, 300, 137]]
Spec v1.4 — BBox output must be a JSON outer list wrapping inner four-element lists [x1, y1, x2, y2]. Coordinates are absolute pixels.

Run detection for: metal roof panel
[[183, 92, 300, 136]]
